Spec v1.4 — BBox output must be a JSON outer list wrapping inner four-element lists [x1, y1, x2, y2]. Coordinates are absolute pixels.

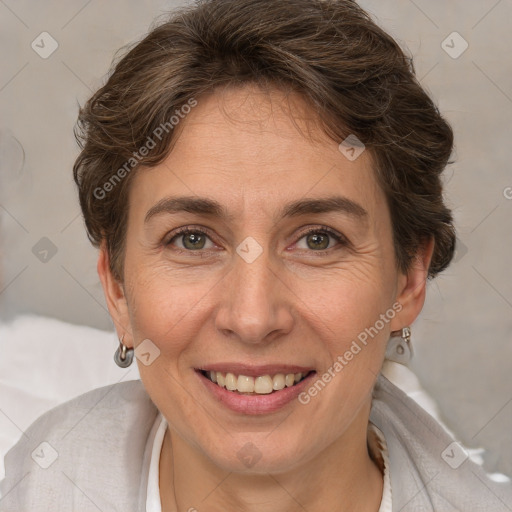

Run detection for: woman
[[1, 0, 510, 510]]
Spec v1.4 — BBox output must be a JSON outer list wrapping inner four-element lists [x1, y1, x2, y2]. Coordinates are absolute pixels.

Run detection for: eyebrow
[[144, 195, 368, 224]]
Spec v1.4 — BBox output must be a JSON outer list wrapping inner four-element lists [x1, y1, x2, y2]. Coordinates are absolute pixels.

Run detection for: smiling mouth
[[199, 369, 314, 395]]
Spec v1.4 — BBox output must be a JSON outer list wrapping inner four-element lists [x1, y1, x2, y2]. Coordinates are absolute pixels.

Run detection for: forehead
[[129, 85, 384, 221]]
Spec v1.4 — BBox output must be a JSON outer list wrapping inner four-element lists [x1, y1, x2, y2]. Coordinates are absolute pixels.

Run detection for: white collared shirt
[[146, 413, 392, 512]]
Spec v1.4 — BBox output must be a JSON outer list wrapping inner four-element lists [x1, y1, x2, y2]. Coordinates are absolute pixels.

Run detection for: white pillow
[[0, 314, 140, 481]]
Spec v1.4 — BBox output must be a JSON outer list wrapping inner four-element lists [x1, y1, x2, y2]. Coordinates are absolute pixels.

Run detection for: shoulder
[[3, 379, 156, 449], [371, 373, 512, 511], [0, 380, 159, 511]]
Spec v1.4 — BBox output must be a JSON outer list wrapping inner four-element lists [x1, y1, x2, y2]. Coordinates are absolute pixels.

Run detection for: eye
[[165, 227, 216, 251], [164, 225, 348, 254], [294, 226, 348, 253]]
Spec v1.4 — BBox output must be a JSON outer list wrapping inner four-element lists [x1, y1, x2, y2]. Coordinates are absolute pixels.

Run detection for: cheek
[[295, 286, 392, 444], [123, 269, 206, 426], [295, 268, 395, 418], [298, 265, 393, 342], [123, 263, 201, 356]]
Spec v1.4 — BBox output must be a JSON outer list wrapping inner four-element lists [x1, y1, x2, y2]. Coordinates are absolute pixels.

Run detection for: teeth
[[237, 375, 255, 393], [254, 375, 273, 394], [273, 373, 285, 390], [204, 370, 307, 394], [225, 373, 237, 391]]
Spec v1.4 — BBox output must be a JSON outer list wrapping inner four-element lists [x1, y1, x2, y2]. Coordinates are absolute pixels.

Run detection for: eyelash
[[164, 225, 348, 256]]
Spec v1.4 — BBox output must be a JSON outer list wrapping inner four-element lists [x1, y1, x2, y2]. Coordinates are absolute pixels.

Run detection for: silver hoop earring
[[114, 335, 134, 368], [385, 326, 412, 365]]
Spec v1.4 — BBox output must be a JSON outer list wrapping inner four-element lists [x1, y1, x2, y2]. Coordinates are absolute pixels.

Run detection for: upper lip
[[197, 363, 316, 377]]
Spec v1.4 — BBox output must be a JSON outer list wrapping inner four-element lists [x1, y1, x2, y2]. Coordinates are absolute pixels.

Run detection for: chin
[[202, 433, 311, 475]]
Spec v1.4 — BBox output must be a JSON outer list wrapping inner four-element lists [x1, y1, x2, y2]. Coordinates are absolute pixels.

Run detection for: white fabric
[[146, 413, 166, 512], [0, 315, 140, 483], [145, 414, 392, 512], [381, 360, 510, 484]]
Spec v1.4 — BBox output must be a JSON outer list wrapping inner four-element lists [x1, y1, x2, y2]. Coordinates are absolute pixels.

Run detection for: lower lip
[[196, 370, 317, 415]]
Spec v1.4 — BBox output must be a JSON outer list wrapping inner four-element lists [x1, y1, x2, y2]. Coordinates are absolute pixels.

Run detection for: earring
[[114, 335, 134, 368], [385, 326, 412, 365]]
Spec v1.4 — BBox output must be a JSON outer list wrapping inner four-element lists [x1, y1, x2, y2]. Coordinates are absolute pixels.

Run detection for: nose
[[214, 244, 294, 346]]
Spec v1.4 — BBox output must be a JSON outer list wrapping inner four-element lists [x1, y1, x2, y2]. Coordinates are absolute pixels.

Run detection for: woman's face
[[100, 84, 429, 474]]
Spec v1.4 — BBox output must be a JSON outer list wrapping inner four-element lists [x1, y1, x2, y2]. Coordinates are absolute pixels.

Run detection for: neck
[[159, 399, 383, 512]]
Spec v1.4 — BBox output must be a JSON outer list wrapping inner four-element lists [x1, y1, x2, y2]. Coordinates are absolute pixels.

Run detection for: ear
[[390, 236, 435, 332], [97, 242, 133, 348]]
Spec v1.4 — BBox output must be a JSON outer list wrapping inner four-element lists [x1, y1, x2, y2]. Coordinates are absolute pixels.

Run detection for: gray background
[[0, 0, 511, 475]]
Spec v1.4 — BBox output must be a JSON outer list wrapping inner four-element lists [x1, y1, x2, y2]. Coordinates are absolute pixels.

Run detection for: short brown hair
[[73, 0, 456, 281]]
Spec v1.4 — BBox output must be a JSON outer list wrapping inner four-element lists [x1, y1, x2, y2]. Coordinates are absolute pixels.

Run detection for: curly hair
[[73, 0, 456, 281]]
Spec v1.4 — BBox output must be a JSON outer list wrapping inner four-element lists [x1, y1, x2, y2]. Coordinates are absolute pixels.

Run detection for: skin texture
[[98, 84, 434, 511]]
